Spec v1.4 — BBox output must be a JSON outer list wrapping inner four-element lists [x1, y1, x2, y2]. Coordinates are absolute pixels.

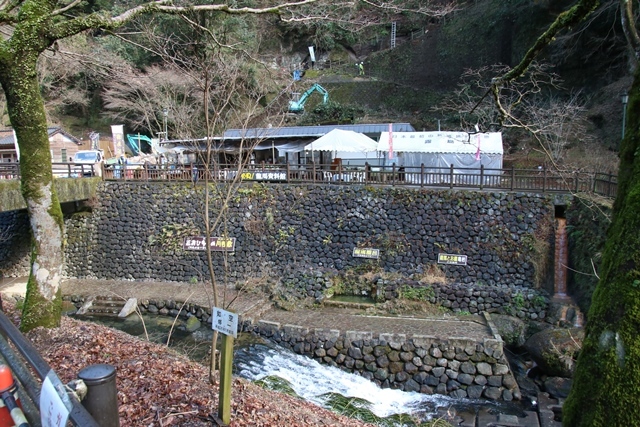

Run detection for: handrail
[[0, 163, 98, 180], [0, 310, 100, 426], [97, 162, 618, 198], [0, 161, 617, 198]]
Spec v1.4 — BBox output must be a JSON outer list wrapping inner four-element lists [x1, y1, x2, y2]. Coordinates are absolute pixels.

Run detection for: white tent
[[377, 131, 504, 184], [305, 129, 378, 152]]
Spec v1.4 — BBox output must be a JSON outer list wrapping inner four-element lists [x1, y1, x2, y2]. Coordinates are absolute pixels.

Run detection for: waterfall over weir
[[234, 343, 525, 425]]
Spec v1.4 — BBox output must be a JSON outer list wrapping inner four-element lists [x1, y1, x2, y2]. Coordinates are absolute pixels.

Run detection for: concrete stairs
[[76, 296, 127, 316]]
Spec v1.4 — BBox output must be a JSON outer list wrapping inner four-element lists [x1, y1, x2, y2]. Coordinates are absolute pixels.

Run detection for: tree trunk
[[562, 63, 640, 426], [1, 62, 64, 332]]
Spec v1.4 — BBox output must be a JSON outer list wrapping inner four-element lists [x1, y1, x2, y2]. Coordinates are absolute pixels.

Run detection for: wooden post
[[449, 164, 454, 189], [510, 166, 515, 191], [218, 333, 234, 425]]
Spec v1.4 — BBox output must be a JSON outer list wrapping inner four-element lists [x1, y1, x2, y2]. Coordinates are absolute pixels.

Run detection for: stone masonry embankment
[[63, 182, 554, 288], [246, 314, 519, 401]]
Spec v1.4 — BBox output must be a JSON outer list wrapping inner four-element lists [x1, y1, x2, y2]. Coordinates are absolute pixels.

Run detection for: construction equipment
[[126, 134, 153, 156], [288, 83, 329, 113]]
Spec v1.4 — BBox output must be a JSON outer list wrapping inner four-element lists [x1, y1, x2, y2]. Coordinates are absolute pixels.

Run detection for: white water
[[235, 343, 471, 421]]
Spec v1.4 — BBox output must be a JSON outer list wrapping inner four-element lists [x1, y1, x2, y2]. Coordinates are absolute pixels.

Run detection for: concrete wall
[[0, 177, 100, 213]]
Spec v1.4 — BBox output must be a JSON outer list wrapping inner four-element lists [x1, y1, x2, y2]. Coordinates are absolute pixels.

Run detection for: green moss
[[20, 276, 62, 332], [563, 63, 640, 426]]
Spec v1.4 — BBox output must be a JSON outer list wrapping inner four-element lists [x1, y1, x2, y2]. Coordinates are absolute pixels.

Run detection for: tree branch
[[497, 0, 600, 85], [621, 0, 640, 59], [51, 0, 83, 17], [49, 0, 322, 41]]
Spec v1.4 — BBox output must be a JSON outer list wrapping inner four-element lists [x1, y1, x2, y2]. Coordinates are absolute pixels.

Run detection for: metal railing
[[0, 309, 101, 426], [100, 162, 618, 198], [0, 163, 99, 180]]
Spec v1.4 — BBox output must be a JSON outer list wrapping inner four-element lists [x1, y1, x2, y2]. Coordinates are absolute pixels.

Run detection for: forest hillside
[[27, 0, 627, 172]]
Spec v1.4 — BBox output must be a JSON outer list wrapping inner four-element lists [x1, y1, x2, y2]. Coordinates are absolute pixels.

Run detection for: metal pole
[[77, 364, 119, 427]]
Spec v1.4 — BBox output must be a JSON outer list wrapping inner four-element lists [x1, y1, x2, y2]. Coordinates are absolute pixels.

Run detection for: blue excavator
[[288, 83, 329, 113]]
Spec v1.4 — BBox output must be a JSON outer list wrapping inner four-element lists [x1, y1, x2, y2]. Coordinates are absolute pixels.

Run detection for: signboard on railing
[[240, 171, 287, 181], [437, 253, 468, 266], [183, 236, 236, 251], [353, 247, 380, 259]]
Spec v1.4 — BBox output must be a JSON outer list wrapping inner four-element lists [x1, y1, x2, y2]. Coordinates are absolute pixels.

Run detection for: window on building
[[61, 148, 67, 163]]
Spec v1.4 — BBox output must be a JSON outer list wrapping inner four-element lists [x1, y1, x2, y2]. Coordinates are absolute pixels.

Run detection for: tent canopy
[[377, 131, 503, 154], [378, 131, 504, 175], [305, 129, 378, 152]]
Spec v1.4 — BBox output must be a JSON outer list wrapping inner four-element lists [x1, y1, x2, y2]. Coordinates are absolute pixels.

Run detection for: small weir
[[324, 294, 377, 309], [76, 313, 535, 426]]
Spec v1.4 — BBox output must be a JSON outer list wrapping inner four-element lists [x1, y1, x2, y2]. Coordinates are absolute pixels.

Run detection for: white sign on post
[[212, 307, 238, 338]]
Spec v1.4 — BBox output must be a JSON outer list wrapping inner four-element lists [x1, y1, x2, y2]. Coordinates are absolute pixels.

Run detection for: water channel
[[73, 312, 531, 426]]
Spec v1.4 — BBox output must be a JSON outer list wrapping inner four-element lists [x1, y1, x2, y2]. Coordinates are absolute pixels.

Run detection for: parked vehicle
[[72, 149, 104, 176], [53, 149, 104, 177]]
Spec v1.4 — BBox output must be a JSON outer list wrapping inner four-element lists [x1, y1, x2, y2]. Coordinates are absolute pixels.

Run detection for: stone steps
[[77, 296, 127, 316]]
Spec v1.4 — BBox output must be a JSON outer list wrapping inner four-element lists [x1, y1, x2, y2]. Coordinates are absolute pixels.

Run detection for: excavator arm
[[288, 83, 329, 113]]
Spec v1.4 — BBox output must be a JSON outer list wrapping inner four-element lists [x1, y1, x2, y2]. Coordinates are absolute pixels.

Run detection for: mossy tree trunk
[[562, 62, 640, 426], [0, 13, 65, 331]]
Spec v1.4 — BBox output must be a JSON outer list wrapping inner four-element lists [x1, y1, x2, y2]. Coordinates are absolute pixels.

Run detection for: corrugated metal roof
[[222, 123, 415, 140], [0, 130, 14, 147]]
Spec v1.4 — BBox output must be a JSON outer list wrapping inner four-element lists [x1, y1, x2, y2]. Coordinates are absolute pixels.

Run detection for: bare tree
[[437, 62, 593, 164], [133, 13, 287, 384], [0, 0, 339, 332], [523, 91, 593, 162]]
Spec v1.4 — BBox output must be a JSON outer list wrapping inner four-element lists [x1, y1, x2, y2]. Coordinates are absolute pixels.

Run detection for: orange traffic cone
[[0, 365, 28, 427]]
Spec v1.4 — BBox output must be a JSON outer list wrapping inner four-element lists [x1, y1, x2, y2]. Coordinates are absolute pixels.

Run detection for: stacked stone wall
[[0, 210, 31, 277], [61, 183, 554, 291], [247, 320, 519, 401]]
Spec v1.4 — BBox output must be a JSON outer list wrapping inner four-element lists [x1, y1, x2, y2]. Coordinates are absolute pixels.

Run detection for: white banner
[[12, 129, 19, 161], [308, 46, 316, 63], [111, 125, 125, 158]]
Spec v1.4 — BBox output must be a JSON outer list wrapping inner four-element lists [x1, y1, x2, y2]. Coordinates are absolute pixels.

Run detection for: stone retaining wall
[[245, 317, 519, 401], [4, 183, 555, 319], [62, 182, 554, 289], [0, 210, 30, 277]]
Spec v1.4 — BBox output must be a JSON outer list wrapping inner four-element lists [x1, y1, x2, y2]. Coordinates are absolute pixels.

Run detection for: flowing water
[[75, 313, 530, 425]]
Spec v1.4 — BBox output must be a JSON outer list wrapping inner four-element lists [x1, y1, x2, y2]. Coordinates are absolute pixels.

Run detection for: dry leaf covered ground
[[4, 301, 374, 427]]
